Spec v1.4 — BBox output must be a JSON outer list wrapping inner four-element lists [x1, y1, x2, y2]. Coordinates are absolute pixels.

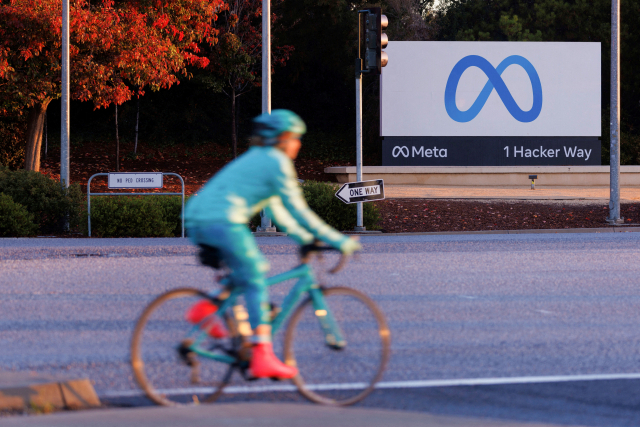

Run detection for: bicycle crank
[[177, 339, 201, 384]]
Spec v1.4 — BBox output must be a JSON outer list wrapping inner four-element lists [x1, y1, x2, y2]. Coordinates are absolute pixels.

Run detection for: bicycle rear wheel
[[131, 288, 238, 406], [283, 286, 390, 406]]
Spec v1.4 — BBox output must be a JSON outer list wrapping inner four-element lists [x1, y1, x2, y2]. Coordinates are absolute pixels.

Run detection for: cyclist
[[183, 110, 361, 379]]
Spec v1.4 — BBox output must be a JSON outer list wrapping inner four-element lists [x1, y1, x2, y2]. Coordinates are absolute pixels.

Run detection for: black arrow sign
[[335, 179, 385, 204]]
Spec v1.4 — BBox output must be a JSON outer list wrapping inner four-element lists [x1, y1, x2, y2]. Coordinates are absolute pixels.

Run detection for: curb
[[250, 227, 640, 238], [0, 373, 100, 411]]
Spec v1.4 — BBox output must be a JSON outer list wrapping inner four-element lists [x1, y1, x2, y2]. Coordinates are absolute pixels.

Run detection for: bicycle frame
[[188, 262, 345, 364]]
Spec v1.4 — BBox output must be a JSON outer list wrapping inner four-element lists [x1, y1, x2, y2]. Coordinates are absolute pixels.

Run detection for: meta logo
[[392, 146, 448, 158], [444, 55, 543, 123]]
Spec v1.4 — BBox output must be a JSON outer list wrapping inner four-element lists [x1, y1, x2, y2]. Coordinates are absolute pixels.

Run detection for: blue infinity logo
[[444, 55, 542, 123]]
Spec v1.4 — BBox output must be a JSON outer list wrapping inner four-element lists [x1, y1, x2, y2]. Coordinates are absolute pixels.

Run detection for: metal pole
[[61, 0, 70, 188], [262, 0, 271, 115], [258, 0, 276, 233], [608, 0, 623, 224], [355, 61, 365, 232]]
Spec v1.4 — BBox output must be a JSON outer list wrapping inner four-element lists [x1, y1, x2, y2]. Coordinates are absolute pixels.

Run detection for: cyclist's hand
[[340, 236, 361, 255]]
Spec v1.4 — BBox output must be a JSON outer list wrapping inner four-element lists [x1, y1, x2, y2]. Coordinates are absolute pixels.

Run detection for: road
[[2, 233, 640, 425]]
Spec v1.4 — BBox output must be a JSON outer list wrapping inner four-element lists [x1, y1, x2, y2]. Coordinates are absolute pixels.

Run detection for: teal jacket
[[185, 146, 352, 250]]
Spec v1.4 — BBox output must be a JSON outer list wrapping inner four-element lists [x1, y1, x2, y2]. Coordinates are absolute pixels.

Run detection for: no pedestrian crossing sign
[[335, 179, 384, 204], [108, 172, 163, 189]]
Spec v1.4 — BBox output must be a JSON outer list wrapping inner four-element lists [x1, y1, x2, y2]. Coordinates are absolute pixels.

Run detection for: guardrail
[[87, 172, 185, 238]]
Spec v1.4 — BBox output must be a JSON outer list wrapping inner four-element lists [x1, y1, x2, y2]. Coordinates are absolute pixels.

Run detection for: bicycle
[[130, 243, 391, 407]]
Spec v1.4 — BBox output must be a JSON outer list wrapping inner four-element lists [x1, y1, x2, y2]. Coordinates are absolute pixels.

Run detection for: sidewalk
[[385, 185, 640, 201], [0, 402, 574, 427]]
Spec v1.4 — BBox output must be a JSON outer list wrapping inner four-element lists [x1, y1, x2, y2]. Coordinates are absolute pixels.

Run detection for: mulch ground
[[374, 199, 640, 233], [40, 140, 640, 233], [40, 140, 347, 196]]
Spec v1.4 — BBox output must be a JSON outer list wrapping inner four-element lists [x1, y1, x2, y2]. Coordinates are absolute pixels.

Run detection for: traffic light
[[363, 7, 388, 74]]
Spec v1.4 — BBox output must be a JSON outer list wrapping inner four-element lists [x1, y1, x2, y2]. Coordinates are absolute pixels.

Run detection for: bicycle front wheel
[[283, 286, 390, 406], [131, 288, 237, 406]]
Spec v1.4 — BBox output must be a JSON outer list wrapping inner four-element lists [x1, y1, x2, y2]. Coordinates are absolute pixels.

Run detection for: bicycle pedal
[[326, 343, 345, 351], [177, 340, 196, 366]]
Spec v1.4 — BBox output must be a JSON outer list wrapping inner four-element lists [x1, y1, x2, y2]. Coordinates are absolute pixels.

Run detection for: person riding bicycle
[[183, 109, 361, 380]]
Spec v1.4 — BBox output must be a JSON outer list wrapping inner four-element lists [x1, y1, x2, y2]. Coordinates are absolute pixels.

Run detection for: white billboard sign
[[381, 42, 601, 137]]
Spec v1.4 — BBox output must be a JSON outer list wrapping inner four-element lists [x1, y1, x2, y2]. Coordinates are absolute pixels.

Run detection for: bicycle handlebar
[[300, 243, 349, 274]]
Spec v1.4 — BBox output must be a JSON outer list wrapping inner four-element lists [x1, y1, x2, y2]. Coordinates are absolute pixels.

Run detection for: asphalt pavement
[[3, 233, 640, 425]]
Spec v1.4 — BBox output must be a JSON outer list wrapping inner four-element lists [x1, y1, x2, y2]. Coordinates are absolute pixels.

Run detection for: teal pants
[[187, 223, 271, 328]]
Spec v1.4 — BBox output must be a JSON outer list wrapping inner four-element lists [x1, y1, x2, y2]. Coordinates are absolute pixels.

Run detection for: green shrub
[[0, 193, 37, 237], [87, 196, 182, 237], [0, 167, 84, 234], [301, 180, 380, 231], [0, 118, 26, 170]]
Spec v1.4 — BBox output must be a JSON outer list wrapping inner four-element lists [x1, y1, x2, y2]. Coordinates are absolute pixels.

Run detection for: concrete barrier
[[324, 166, 640, 186], [0, 372, 100, 411]]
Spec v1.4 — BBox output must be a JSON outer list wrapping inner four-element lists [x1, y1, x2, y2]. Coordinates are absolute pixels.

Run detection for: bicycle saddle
[[198, 244, 225, 269]]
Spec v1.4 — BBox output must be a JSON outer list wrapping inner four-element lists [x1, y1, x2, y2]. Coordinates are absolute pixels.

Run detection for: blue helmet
[[252, 110, 307, 145]]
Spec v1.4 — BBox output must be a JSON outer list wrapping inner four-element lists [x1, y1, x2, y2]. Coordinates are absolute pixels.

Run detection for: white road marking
[[535, 309, 554, 315], [100, 372, 640, 398], [459, 295, 477, 300]]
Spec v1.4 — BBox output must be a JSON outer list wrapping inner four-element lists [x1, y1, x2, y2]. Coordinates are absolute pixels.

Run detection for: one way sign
[[335, 179, 385, 204]]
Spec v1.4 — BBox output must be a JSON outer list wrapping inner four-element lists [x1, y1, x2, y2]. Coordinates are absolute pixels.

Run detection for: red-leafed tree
[[198, 0, 292, 157], [0, 0, 224, 172]]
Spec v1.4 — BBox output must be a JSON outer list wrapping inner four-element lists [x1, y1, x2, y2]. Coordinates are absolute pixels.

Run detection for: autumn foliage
[[0, 0, 226, 171], [200, 0, 292, 156]]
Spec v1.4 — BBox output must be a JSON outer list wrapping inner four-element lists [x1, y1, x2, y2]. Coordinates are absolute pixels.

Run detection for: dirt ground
[[40, 140, 346, 196], [40, 141, 639, 233], [374, 199, 640, 233]]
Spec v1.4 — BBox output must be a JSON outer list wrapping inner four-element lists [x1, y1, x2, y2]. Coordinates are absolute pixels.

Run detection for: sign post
[[335, 179, 385, 204]]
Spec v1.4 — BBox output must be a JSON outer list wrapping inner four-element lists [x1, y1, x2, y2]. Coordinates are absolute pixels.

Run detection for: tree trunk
[[134, 96, 140, 154], [231, 88, 237, 158], [115, 103, 120, 172], [24, 99, 51, 171], [43, 111, 48, 161]]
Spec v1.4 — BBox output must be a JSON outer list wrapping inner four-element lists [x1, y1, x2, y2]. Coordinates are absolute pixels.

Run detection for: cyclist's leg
[[189, 223, 271, 328], [185, 223, 266, 339], [188, 223, 297, 378]]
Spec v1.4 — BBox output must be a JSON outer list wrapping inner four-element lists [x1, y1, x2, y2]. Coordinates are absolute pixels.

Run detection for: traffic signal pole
[[355, 60, 365, 231], [354, 9, 387, 231]]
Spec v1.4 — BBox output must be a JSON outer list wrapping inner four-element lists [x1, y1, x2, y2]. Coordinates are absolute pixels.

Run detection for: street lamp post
[[258, 0, 277, 232], [61, 0, 70, 188], [608, 0, 623, 224]]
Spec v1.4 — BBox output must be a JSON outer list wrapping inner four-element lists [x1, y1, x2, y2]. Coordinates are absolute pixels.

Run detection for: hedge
[[86, 196, 182, 237], [0, 167, 84, 235], [0, 193, 37, 237]]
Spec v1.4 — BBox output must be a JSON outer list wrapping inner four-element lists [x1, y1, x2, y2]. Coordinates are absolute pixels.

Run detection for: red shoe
[[249, 342, 298, 379], [185, 300, 228, 339]]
